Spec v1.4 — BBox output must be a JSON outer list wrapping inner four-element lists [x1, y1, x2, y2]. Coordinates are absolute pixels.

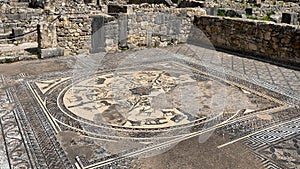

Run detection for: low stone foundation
[[40, 48, 64, 58]]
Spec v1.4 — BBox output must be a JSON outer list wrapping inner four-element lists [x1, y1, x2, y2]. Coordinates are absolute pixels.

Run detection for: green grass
[[258, 16, 272, 21], [267, 11, 276, 17], [119, 46, 129, 51], [217, 10, 226, 17], [247, 11, 275, 21], [247, 15, 257, 20], [259, 11, 275, 21]]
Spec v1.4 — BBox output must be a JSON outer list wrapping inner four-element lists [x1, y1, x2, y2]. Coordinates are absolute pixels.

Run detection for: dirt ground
[[0, 56, 74, 75], [134, 134, 262, 169]]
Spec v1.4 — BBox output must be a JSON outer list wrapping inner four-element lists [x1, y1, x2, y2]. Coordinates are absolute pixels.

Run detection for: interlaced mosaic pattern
[[0, 44, 299, 169]]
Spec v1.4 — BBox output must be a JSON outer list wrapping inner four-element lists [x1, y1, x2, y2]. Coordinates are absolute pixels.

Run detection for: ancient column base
[[40, 48, 64, 59]]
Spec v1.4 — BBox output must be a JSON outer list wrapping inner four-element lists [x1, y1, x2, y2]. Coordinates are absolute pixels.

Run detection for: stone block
[[167, 19, 181, 35], [264, 32, 271, 40], [17, 23, 26, 27], [118, 15, 128, 48], [91, 15, 107, 53], [146, 31, 152, 47], [160, 35, 171, 42], [282, 12, 298, 25], [37, 22, 58, 49], [206, 8, 217, 16], [40, 48, 64, 59], [6, 14, 27, 20], [12, 28, 24, 37], [0, 24, 4, 34], [100, 5, 108, 13], [248, 43, 258, 51]]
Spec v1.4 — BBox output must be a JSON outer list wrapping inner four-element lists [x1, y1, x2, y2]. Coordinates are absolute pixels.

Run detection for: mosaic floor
[[0, 45, 299, 169]]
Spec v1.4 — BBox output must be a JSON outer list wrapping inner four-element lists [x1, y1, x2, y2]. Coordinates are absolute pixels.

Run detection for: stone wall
[[56, 15, 92, 55], [211, 0, 300, 24], [91, 7, 206, 52], [53, 0, 101, 55], [0, 2, 44, 44], [214, 0, 300, 17], [0, 0, 101, 55], [194, 15, 300, 66], [127, 8, 205, 48], [54, 5, 206, 54]]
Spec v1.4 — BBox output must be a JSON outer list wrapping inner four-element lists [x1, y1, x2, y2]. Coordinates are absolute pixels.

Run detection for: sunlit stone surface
[[0, 45, 299, 168]]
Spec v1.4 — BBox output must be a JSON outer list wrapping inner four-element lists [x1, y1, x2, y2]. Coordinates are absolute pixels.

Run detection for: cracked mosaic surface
[[0, 45, 299, 168]]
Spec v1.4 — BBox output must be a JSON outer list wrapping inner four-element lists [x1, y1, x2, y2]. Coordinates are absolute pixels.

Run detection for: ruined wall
[[92, 7, 206, 52], [194, 15, 300, 66], [0, 2, 44, 44], [1, 0, 104, 56], [53, 0, 101, 55], [56, 15, 92, 55], [126, 8, 204, 48], [214, 0, 300, 18]]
